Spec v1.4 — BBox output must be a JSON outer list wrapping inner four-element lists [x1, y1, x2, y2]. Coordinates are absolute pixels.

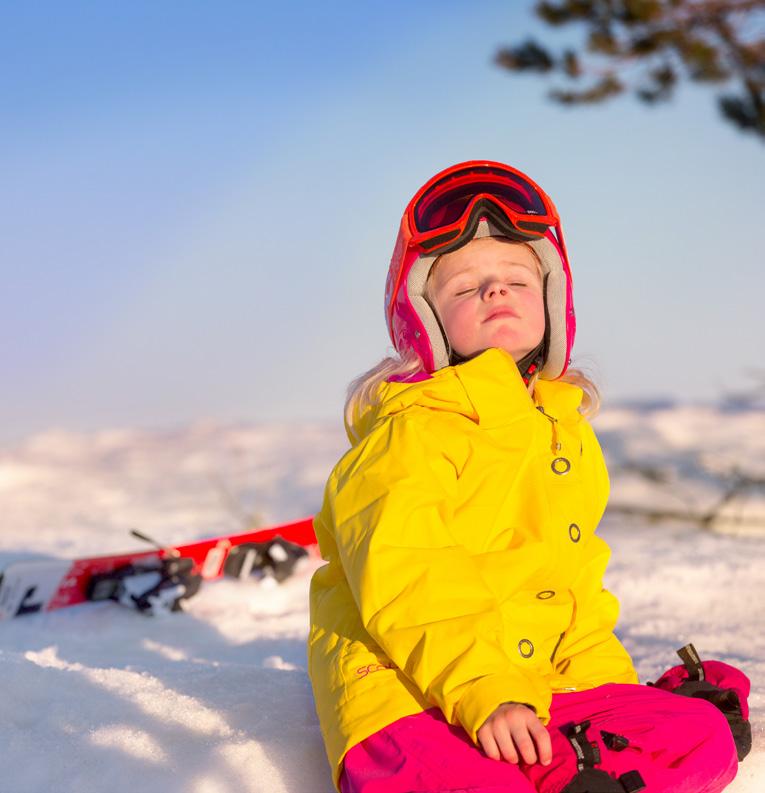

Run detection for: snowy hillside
[[0, 405, 763, 792], [0, 421, 348, 559]]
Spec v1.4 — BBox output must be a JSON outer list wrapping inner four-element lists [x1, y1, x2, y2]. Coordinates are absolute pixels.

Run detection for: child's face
[[428, 238, 545, 363]]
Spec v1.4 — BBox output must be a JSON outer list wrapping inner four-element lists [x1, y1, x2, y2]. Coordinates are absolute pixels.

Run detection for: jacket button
[[518, 639, 534, 658], [569, 523, 581, 542], [536, 590, 555, 600], [551, 457, 571, 475]]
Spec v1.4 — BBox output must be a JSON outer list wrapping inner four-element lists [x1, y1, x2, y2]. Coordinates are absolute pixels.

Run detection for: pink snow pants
[[340, 683, 739, 793]]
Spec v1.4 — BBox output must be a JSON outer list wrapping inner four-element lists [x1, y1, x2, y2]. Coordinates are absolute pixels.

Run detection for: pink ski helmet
[[384, 160, 576, 379]]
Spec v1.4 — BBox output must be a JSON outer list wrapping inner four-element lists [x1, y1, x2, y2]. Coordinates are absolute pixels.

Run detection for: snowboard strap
[[87, 557, 202, 616], [223, 537, 308, 582]]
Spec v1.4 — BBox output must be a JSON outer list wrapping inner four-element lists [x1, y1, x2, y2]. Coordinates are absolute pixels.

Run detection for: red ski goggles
[[406, 161, 560, 254]]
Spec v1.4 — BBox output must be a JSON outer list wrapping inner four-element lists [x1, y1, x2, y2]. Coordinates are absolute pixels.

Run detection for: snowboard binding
[[86, 556, 202, 616], [84, 535, 308, 616], [223, 537, 308, 582]]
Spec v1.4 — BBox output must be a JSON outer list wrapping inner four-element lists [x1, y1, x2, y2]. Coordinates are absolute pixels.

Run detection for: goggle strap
[[417, 198, 543, 255]]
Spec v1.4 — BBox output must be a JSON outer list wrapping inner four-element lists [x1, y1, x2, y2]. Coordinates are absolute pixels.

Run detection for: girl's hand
[[477, 702, 552, 766]]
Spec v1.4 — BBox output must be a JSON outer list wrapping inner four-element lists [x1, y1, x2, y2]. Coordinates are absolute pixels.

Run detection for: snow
[[0, 406, 763, 792], [2, 571, 329, 793]]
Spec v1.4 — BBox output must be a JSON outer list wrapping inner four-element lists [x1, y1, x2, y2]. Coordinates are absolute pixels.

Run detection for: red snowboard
[[0, 517, 317, 620]]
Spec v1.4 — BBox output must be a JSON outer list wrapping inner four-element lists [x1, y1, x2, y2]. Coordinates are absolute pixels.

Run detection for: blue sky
[[2, 1, 763, 443]]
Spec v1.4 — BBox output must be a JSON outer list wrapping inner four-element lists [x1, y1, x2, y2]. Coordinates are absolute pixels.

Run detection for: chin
[[482, 336, 524, 359], [494, 343, 530, 362]]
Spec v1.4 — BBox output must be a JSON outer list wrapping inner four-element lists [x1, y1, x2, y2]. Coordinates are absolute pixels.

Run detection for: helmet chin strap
[[515, 340, 546, 385]]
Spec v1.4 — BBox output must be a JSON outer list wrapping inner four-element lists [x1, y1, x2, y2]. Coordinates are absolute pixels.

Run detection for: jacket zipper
[[536, 405, 561, 454]]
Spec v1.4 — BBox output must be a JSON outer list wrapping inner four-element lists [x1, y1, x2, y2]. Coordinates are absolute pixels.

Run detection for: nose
[[482, 280, 509, 300]]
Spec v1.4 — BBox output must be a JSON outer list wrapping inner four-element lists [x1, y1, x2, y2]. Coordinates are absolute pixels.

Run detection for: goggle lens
[[413, 166, 551, 234]]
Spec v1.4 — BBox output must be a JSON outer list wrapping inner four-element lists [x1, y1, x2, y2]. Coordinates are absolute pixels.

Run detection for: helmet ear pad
[[407, 252, 449, 369], [405, 219, 571, 379], [527, 235, 569, 380]]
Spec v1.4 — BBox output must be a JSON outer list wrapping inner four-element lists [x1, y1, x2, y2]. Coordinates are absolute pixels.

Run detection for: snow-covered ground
[[1, 405, 763, 792]]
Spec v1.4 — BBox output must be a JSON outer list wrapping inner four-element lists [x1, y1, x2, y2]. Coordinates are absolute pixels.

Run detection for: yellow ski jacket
[[308, 348, 637, 789]]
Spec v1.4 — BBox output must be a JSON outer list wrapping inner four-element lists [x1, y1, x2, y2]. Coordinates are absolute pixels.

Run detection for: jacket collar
[[453, 348, 583, 428], [349, 348, 583, 442]]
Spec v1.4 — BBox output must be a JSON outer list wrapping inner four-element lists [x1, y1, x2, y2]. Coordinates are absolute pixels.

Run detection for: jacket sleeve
[[554, 534, 638, 686], [324, 414, 552, 742]]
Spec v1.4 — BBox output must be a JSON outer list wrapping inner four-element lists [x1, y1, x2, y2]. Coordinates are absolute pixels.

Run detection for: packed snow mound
[[0, 420, 348, 558], [595, 403, 765, 535], [0, 404, 763, 792]]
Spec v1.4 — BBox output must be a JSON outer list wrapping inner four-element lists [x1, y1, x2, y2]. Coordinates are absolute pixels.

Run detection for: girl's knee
[[677, 697, 739, 785], [682, 695, 734, 740]]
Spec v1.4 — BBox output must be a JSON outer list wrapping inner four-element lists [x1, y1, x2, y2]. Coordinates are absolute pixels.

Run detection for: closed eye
[[455, 287, 477, 296]]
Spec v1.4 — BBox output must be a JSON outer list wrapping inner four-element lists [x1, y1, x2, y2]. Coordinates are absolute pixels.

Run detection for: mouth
[[484, 308, 519, 322]]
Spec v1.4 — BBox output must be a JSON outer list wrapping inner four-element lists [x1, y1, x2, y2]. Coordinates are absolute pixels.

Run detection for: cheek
[[525, 293, 546, 335], [440, 301, 481, 344], [534, 297, 546, 324], [454, 301, 484, 330]]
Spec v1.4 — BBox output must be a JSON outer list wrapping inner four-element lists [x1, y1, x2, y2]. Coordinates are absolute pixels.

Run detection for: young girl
[[308, 161, 749, 793]]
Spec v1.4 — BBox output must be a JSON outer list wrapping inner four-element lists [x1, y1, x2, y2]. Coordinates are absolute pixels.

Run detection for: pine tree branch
[[496, 0, 765, 137]]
